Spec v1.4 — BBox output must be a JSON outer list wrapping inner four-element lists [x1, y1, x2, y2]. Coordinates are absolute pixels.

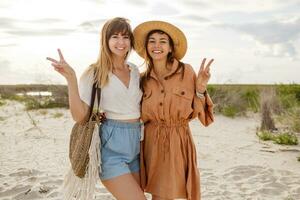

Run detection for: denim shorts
[[99, 119, 141, 180]]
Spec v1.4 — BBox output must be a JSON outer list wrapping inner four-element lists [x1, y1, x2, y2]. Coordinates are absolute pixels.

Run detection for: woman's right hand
[[46, 49, 76, 82]]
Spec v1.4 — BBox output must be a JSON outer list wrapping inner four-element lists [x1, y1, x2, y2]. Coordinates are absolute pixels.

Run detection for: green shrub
[[221, 105, 238, 118], [39, 110, 48, 115], [25, 97, 67, 110], [257, 131, 298, 145], [257, 130, 274, 141], [3, 94, 28, 102], [0, 99, 5, 106], [274, 133, 298, 145], [276, 84, 300, 109], [52, 112, 63, 118], [241, 88, 259, 112]]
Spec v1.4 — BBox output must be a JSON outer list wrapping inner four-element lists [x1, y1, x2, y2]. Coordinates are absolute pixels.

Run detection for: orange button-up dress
[[140, 60, 214, 200]]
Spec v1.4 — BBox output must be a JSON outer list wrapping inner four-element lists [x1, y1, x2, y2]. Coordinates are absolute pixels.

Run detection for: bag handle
[[87, 82, 97, 120], [87, 71, 101, 120], [96, 87, 101, 114]]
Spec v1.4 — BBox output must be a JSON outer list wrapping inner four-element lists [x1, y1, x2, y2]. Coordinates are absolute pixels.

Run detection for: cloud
[[32, 18, 65, 24], [0, 17, 18, 29], [149, 2, 180, 16], [5, 28, 76, 36], [178, 0, 210, 9], [177, 0, 300, 16], [0, 59, 11, 71], [0, 17, 77, 37], [0, 43, 17, 47], [235, 18, 300, 44], [181, 14, 210, 23], [125, 0, 147, 6], [220, 18, 300, 58], [79, 19, 108, 33], [254, 42, 297, 58]]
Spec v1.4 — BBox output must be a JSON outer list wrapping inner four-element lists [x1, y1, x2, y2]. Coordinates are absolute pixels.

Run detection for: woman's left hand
[[196, 58, 214, 93]]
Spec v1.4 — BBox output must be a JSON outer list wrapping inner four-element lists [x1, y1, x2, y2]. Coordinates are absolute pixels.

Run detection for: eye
[[123, 35, 129, 39], [111, 35, 118, 39], [148, 40, 155, 43]]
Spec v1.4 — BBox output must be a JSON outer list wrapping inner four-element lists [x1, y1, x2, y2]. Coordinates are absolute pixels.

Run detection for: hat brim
[[133, 21, 187, 60]]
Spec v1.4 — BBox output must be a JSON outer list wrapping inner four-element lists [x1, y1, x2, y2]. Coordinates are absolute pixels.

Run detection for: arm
[[66, 75, 89, 122], [187, 58, 214, 126], [46, 49, 89, 123]]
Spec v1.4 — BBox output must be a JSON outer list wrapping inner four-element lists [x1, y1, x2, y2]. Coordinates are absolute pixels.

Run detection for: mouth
[[152, 50, 163, 54], [116, 47, 126, 50]]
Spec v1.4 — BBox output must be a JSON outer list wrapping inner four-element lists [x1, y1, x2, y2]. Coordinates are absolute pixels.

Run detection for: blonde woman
[[47, 17, 146, 200], [133, 21, 214, 200]]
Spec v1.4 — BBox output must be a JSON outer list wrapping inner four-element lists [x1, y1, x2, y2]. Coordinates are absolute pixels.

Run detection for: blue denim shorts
[[99, 119, 141, 180]]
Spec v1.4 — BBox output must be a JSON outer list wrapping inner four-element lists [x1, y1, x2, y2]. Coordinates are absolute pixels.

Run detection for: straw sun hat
[[133, 20, 187, 60]]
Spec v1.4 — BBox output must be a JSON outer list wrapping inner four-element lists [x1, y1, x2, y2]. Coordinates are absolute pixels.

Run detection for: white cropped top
[[78, 62, 142, 120]]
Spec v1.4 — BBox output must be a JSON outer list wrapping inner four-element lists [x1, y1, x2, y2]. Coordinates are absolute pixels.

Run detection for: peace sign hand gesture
[[196, 58, 214, 93], [46, 49, 76, 81]]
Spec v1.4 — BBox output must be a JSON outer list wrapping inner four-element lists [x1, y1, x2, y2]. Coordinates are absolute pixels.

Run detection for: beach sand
[[0, 100, 299, 200]]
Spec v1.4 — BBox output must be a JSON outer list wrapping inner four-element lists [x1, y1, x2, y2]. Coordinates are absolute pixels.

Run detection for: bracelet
[[196, 90, 206, 98]]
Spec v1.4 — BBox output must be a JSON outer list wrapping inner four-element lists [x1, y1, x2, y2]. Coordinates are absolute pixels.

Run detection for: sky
[[0, 0, 299, 84]]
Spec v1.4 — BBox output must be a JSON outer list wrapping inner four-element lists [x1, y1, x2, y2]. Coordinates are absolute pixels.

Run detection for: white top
[[78, 62, 142, 120]]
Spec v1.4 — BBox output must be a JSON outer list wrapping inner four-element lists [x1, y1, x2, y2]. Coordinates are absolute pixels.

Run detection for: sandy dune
[[0, 101, 299, 200]]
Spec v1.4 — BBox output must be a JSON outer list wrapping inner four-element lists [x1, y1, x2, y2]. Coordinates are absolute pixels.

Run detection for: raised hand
[[46, 49, 75, 81], [196, 58, 214, 93]]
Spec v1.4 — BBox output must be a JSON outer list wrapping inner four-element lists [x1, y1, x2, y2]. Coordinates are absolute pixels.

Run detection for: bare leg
[[152, 195, 187, 200], [152, 195, 171, 200], [102, 173, 146, 200], [132, 171, 141, 187]]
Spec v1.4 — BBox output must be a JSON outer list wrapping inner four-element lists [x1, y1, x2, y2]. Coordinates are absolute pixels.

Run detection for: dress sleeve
[[189, 65, 214, 126]]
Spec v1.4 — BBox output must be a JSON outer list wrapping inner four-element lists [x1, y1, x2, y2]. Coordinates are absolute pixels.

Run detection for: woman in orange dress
[[133, 21, 214, 200]]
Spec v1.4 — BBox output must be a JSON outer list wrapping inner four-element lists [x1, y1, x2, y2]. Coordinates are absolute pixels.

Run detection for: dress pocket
[[171, 87, 194, 118], [172, 87, 194, 101]]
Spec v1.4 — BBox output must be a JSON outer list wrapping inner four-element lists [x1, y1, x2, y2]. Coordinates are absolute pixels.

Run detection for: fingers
[[198, 58, 214, 78], [200, 58, 206, 70], [51, 63, 63, 69], [57, 48, 65, 61], [46, 57, 59, 63], [198, 58, 206, 76], [205, 59, 214, 73]]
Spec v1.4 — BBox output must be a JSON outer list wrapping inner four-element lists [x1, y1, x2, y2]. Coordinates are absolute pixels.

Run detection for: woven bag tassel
[[62, 123, 101, 200]]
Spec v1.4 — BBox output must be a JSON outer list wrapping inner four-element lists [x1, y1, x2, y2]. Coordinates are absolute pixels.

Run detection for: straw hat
[[133, 20, 187, 60]]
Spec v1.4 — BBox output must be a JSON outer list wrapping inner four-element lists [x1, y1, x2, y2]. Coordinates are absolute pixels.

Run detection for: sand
[[0, 100, 299, 200]]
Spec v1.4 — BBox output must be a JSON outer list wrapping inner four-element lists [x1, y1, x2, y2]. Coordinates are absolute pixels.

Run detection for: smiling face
[[146, 31, 173, 61], [108, 32, 131, 58]]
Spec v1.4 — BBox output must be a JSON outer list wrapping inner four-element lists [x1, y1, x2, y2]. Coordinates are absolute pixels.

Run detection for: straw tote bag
[[69, 82, 103, 178], [63, 80, 106, 200]]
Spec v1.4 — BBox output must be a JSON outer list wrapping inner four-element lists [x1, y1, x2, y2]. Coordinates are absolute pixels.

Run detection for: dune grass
[[1, 84, 299, 121], [0, 99, 5, 107], [0, 84, 68, 110], [52, 112, 64, 118], [257, 131, 298, 145]]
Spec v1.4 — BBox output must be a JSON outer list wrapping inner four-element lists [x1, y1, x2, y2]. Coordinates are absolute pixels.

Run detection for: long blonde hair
[[84, 17, 134, 88]]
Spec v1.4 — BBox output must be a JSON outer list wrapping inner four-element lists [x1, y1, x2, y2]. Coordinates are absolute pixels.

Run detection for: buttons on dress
[[161, 89, 164, 93], [181, 91, 185, 95], [159, 102, 163, 106]]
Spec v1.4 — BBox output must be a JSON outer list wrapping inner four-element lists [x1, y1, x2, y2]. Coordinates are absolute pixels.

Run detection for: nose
[[117, 38, 125, 44], [153, 41, 161, 48]]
